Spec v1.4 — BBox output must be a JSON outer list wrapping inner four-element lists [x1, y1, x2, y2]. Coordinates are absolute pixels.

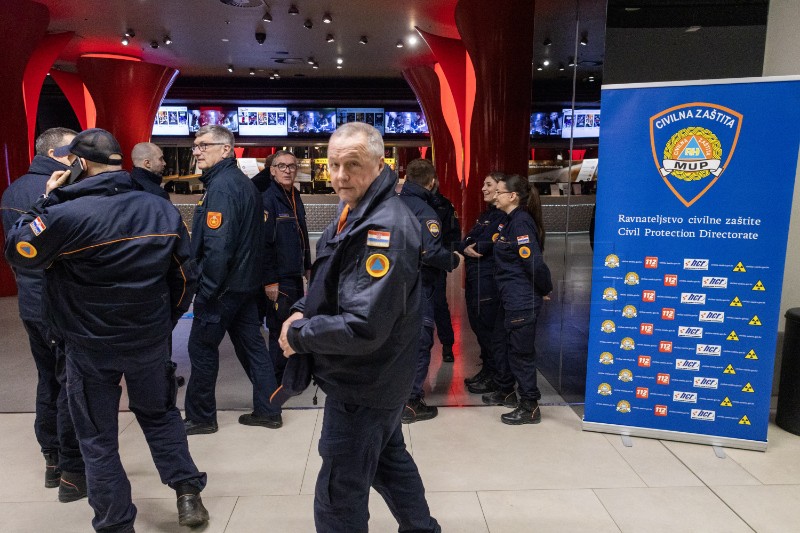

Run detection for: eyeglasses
[[191, 142, 226, 153], [272, 163, 298, 172]]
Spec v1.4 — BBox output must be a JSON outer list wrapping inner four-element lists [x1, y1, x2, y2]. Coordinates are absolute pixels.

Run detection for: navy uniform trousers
[[464, 291, 500, 376], [315, 397, 441, 533], [185, 291, 279, 423], [431, 270, 454, 348], [410, 288, 436, 401], [265, 276, 304, 381], [65, 338, 206, 533], [22, 319, 83, 473], [491, 306, 542, 402]]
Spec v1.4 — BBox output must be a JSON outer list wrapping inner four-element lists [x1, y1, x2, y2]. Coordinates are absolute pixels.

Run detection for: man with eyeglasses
[[261, 150, 311, 382], [184, 125, 283, 434]]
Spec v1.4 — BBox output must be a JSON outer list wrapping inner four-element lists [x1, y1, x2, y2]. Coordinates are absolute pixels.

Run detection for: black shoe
[[464, 367, 489, 385], [401, 399, 438, 424], [59, 471, 87, 503], [238, 412, 283, 429], [501, 400, 542, 425], [467, 377, 497, 394], [481, 390, 518, 408], [177, 493, 209, 527], [442, 345, 454, 363], [44, 452, 61, 488], [184, 419, 218, 435]]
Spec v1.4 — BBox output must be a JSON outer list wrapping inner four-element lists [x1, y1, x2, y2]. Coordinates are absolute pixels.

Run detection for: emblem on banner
[[650, 102, 742, 207]]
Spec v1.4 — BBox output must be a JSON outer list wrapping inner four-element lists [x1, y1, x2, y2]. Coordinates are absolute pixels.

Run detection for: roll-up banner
[[583, 76, 800, 451]]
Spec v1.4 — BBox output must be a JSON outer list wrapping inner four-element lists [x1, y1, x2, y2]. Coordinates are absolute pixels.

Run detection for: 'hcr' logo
[[650, 103, 742, 207]]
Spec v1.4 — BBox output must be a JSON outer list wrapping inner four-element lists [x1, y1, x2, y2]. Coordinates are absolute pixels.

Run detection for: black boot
[[464, 367, 489, 385], [402, 398, 438, 423], [481, 390, 518, 408], [442, 345, 454, 363], [44, 452, 61, 488], [500, 399, 541, 425], [466, 376, 497, 394], [177, 493, 209, 527], [59, 470, 88, 503]]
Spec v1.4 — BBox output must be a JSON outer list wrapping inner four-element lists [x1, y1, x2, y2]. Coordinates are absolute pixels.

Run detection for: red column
[[0, 0, 50, 296], [77, 57, 178, 170], [455, 0, 536, 225], [403, 65, 460, 203]]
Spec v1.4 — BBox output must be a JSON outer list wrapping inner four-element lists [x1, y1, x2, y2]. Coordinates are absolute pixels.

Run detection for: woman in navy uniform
[[482, 174, 552, 424], [458, 172, 507, 392]]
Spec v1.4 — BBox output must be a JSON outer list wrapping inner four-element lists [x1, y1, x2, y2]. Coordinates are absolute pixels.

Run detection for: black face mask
[[66, 157, 85, 185]]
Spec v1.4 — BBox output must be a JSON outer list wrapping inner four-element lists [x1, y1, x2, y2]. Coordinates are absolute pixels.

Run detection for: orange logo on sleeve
[[207, 211, 223, 229]]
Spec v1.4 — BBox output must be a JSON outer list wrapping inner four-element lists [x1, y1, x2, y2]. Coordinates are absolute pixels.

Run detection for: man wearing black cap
[[1, 127, 85, 501], [4, 128, 209, 532], [278, 122, 440, 532]]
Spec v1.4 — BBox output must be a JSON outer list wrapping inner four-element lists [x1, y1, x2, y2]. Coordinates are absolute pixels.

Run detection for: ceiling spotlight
[[288, 4, 299, 15], [262, 11, 272, 22], [543, 37, 552, 46], [359, 35, 368, 45], [396, 40, 404, 48], [407, 35, 418, 46], [164, 35, 173, 45], [685, 25, 702, 32], [121, 36, 129, 46], [536, 64, 543, 71], [588, 76, 595, 82], [568, 56, 576, 67], [326, 34, 334, 43], [307, 57, 315, 65], [150, 40, 159, 49], [322, 13, 332, 23], [336, 57, 343, 64], [249, 68, 256, 76], [227, 65, 234, 73], [558, 62, 565, 71], [255, 32, 266, 45], [124, 29, 135, 38], [312, 62, 319, 69], [304, 19, 313, 29], [542, 59, 550, 66], [273, 71, 280, 79], [580, 33, 588, 46], [337, 64, 342, 69]]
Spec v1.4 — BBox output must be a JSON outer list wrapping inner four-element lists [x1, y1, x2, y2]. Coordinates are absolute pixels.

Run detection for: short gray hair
[[272, 149, 296, 161], [196, 124, 235, 149], [35, 127, 77, 156], [329, 122, 384, 161]]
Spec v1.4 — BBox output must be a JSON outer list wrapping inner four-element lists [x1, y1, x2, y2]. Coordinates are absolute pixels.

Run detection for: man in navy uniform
[[279, 122, 441, 532], [130, 142, 170, 200], [399, 159, 461, 423], [261, 150, 311, 381], [430, 180, 461, 362], [184, 125, 282, 433], [4, 128, 209, 531], [0, 127, 86, 501]]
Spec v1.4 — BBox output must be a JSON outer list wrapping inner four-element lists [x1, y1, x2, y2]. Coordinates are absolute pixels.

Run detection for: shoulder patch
[[517, 234, 530, 245], [365, 253, 390, 278], [264, 210, 269, 222], [492, 232, 500, 242], [519, 246, 531, 259], [16, 241, 37, 258], [29, 216, 46, 236], [367, 230, 391, 248], [426, 220, 441, 238], [207, 211, 222, 229]]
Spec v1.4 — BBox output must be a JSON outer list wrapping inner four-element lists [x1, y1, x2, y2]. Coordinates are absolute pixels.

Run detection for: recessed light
[[221, 38, 229, 42], [326, 34, 334, 43], [307, 57, 315, 65], [323, 13, 332, 23], [150, 40, 159, 49], [685, 25, 702, 32], [396, 40, 404, 48], [304, 19, 313, 30], [407, 35, 418, 46], [121, 36, 129, 46], [336, 57, 343, 64], [262, 11, 272, 22], [542, 59, 550, 66], [227, 65, 234, 73], [543, 38, 552, 46], [164, 35, 173, 45], [312, 62, 319, 69], [536, 64, 543, 71], [580, 33, 588, 46], [288, 5, 299, 15], [249, 68, 256, 75], [359, 36, 368, 45], [124, 29, 135, 38], [336, 65, 342, 69]]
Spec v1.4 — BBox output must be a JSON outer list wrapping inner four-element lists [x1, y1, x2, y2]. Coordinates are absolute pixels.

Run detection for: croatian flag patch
[[367, 230, 391, 248], [517, 234, 530, 245], [29, 216, 46, 236]]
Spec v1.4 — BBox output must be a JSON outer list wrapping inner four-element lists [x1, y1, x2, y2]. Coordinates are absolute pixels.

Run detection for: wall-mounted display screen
[[187, 107, 239, 133], [238, 106, 288, 136], [152, 106, 190, 136], [530, 111, 562, 137], [336, 108, 384, 134], [562, 109, 600, 138], [287, 109, 337, 134], [384, 111, 428, 134]]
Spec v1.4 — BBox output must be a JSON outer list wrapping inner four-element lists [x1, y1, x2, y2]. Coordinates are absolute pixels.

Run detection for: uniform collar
[[48, 170, 134, 203], [199, 157, 238, 185], [400, 180, 432, 202], [27, 155, 69, 177], [131, 166, 163, 186]]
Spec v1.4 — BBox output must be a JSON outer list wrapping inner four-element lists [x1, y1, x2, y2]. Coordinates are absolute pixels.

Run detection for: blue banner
[[583, 77, 800, 450]]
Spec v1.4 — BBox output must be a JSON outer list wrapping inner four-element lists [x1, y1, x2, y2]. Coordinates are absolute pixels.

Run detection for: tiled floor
[[2, 264, 800, 531]]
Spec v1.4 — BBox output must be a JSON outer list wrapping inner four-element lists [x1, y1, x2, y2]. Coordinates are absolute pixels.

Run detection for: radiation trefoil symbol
[[650, 102, 743, 207]]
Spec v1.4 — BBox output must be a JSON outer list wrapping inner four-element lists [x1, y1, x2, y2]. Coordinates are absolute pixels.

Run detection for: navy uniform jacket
[[130, 166, 170, 200], [430, 190, 461, 252], [287, 166, 423, 409], [1, 155, 67, 322], [191, 157, 264, 300], [262, 181, 311, 286], [399, 181, 460, 290], [457, 206, 507, 303], [494, 207, 553, 311], [3, 170, 198, 350]]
